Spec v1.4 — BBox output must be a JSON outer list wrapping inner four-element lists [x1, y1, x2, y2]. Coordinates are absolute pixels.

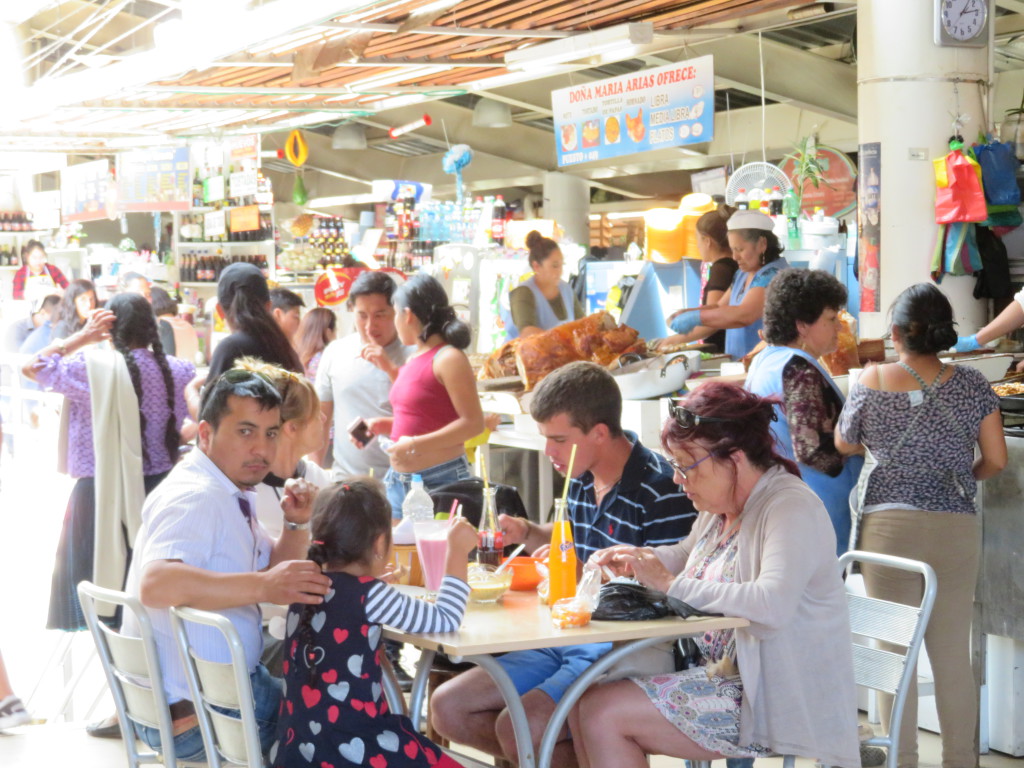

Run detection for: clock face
[[941, 0, 988, 41]]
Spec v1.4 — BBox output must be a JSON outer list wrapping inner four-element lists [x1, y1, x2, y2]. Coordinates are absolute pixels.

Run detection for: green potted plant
[[783, 132, 831, 213]]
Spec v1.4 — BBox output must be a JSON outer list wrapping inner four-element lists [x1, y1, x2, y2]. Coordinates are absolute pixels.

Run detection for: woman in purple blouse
[[22, 294, 195, 631]]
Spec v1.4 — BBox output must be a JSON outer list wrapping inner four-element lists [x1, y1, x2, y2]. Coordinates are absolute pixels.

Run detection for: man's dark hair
[[762, 269, 848, 346], [199, 370, 282, 429], [347, 270, 397, 309], [270, 287, 305, 312], [530, 361, 623, 438], [36, 294, 61, 315], [150, 285, 178, 317]]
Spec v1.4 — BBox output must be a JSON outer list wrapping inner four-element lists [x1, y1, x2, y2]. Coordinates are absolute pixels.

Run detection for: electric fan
[[725, 162, 791, 205]]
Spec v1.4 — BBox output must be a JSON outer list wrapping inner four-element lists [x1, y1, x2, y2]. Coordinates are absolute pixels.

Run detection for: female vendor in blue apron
[[745, 268, 863, 555], [504, 230, 584, 339], [667, 210, 789, 359]]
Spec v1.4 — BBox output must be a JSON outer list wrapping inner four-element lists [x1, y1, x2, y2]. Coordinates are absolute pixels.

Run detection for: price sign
[[204, 209, 226, 239], [230, 205, 260, 233]]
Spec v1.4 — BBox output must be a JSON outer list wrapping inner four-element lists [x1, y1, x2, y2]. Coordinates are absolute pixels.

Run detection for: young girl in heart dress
[[271, 478, 478, 768]]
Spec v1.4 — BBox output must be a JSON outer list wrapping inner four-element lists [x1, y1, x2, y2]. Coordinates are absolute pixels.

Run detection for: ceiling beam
[[14, 0, 391, 120], [684, 36, 857, 123], [996, 0, 1024, 14], [136, 84, 465, 96], [322, 21, 571, 39]]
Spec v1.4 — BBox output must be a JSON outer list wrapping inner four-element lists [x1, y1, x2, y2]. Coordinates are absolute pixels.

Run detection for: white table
[[383, 588, 748, 768]]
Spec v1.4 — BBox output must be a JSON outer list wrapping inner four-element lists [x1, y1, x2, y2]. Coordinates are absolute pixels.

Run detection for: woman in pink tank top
[[364, 274, 484, 516]]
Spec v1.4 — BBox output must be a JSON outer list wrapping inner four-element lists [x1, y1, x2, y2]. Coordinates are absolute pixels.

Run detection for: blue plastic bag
[[973, 141, 1021, 205]]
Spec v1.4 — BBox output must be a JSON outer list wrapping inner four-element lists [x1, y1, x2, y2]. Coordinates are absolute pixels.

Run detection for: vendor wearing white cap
[[955, 288, 1024, 372], [663, 209, 790, 360]]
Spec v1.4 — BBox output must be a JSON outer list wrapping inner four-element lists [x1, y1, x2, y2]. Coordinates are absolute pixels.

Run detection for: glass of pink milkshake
[[413, 519, 449, 600]]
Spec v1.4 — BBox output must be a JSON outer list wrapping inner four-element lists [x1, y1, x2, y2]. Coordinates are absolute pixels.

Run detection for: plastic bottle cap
[[412, 474, 422, 483]]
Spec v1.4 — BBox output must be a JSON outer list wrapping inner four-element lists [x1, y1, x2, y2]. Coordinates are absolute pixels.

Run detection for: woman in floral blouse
[[744, 269, 862, 556]]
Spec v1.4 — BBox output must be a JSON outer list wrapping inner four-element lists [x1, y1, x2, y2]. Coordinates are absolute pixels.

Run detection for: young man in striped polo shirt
[[430, 361, 697, 767]]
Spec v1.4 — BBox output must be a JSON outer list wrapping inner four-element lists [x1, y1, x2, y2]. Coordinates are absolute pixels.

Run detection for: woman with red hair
[[574, 382, 859, 768]]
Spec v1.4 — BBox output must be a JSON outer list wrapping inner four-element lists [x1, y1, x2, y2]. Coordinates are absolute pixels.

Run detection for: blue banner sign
[[552, 55, 714, 167]]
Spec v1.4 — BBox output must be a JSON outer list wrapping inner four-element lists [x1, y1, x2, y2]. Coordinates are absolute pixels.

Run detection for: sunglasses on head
[[668, 401, 736, 429], [222, 368, 273, 386]]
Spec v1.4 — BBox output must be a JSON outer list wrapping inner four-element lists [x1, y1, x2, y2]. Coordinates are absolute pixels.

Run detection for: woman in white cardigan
[[575, 382, 860, 768]]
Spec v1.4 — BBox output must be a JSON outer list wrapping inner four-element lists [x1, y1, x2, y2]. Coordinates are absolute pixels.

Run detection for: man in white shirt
[[121, 369, 331, 762], [314, 270, 413, 480]]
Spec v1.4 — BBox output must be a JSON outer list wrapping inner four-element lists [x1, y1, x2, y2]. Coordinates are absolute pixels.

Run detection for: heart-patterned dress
[[271, 572, 470, 768]]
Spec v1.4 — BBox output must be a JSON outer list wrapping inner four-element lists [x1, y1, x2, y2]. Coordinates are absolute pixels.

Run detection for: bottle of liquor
[[492, 195, 506, 246]]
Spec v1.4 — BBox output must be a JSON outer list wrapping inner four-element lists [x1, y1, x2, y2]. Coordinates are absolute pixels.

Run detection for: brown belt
[[168, 700, 196, 721]]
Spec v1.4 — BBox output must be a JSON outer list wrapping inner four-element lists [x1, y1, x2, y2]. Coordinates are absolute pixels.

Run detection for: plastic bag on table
[[592, 581, 671, 621]]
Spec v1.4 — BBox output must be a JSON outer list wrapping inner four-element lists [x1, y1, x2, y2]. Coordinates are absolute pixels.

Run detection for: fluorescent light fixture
[[505, 23, 653, 71]]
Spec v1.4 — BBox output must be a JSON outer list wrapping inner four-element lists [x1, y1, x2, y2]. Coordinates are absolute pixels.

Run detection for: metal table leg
[[537, 635, 680, 768], [460, 653, 538, 768]]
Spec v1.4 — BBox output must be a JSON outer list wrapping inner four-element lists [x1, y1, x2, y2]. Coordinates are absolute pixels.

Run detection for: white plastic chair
[[169, 606, 263, 768], [77, 580, 202, 768], [692, 550, 936, 768]]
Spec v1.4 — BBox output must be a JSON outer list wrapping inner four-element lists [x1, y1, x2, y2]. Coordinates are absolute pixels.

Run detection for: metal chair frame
[[693, 549, 937, 768], [77, 580, 198, 768], [169, 606, 263, 768]]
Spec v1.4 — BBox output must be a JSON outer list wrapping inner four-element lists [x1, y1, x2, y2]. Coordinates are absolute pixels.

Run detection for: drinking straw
[[494, 544, 526, 575], [560, 444, 577, 505], [447, 498, 460, 526], [479, 452, 489, 492]]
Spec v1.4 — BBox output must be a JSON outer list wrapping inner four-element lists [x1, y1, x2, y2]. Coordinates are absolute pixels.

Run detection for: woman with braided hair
[[23, 293, 194, 631], [360, 273, 484, 516], [271, 478, 477, 768]]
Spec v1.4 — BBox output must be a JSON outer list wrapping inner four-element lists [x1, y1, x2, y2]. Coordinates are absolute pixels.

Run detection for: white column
[[858, 0, 990, 337], [542, 172, 590, 248]]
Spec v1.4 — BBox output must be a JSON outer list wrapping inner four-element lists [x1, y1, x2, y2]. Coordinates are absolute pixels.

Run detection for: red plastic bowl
[[504, 556, 543, 591]]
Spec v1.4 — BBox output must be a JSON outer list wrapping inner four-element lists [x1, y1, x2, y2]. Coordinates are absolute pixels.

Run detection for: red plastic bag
[[934, 149, 987, 223]]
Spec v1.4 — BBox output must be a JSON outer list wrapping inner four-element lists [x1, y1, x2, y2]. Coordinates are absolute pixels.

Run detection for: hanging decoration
[[389, 114, 432, 139], [442, 144, 473, 206], [285, 130, 309, 205]]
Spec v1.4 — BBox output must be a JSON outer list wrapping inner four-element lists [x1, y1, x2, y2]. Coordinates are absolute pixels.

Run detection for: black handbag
[[592, 582, 720, 621]]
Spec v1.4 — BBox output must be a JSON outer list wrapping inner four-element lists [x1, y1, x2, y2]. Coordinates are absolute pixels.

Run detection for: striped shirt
[[366, 575, 469, 633], [121, 448, 273, 704], [568, 432, 696, 561]]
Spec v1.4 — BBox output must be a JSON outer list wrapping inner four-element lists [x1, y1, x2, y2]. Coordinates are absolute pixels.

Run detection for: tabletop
[[383, 587, 749, 657]]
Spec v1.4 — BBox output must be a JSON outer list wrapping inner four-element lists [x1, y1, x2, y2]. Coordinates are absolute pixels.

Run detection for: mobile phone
[[347, 417, 374, 448]]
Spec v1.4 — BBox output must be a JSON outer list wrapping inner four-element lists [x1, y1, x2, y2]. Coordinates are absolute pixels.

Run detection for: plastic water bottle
[[734, 188, 748, 210], [403, 475, 434, 522], [394, 474, 433, 544]]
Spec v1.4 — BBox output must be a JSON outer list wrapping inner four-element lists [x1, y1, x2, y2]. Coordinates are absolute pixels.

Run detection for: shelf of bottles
[[172, 166, 276, 287], [177, 251, 270, 284], [376, 194, 510, 273], [284, 215, 350, 272]]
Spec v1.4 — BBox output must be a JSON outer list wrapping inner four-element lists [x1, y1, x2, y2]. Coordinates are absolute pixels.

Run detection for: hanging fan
[[725, 162, 791, 205]]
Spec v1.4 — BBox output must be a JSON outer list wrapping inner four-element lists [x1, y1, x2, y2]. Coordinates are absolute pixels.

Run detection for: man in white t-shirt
[[314, 270, 413, 480]]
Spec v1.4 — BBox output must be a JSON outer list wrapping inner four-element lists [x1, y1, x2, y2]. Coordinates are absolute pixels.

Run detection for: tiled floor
[[1, 409, 1021, 768]]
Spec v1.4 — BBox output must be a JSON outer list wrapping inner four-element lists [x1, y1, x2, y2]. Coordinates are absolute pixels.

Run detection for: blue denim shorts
[[383, 455, 472, 518], [494, 644, 611, 704], [135, 663, 282, 762]]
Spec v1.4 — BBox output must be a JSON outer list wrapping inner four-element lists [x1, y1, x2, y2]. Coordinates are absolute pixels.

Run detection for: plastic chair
[[77, 580, 201, 768], [692, 550, 936, 768], [169, 606, 263, 768]]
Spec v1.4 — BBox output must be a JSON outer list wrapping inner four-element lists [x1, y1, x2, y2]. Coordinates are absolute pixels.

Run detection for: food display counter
[[977, 434, 1024, 755]]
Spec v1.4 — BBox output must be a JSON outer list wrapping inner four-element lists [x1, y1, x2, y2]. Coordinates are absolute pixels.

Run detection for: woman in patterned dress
[[574, 383, 860, 768]]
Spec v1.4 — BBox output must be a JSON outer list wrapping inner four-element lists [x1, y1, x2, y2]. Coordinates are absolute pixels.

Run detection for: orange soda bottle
[[547, 499, 577, 605]]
